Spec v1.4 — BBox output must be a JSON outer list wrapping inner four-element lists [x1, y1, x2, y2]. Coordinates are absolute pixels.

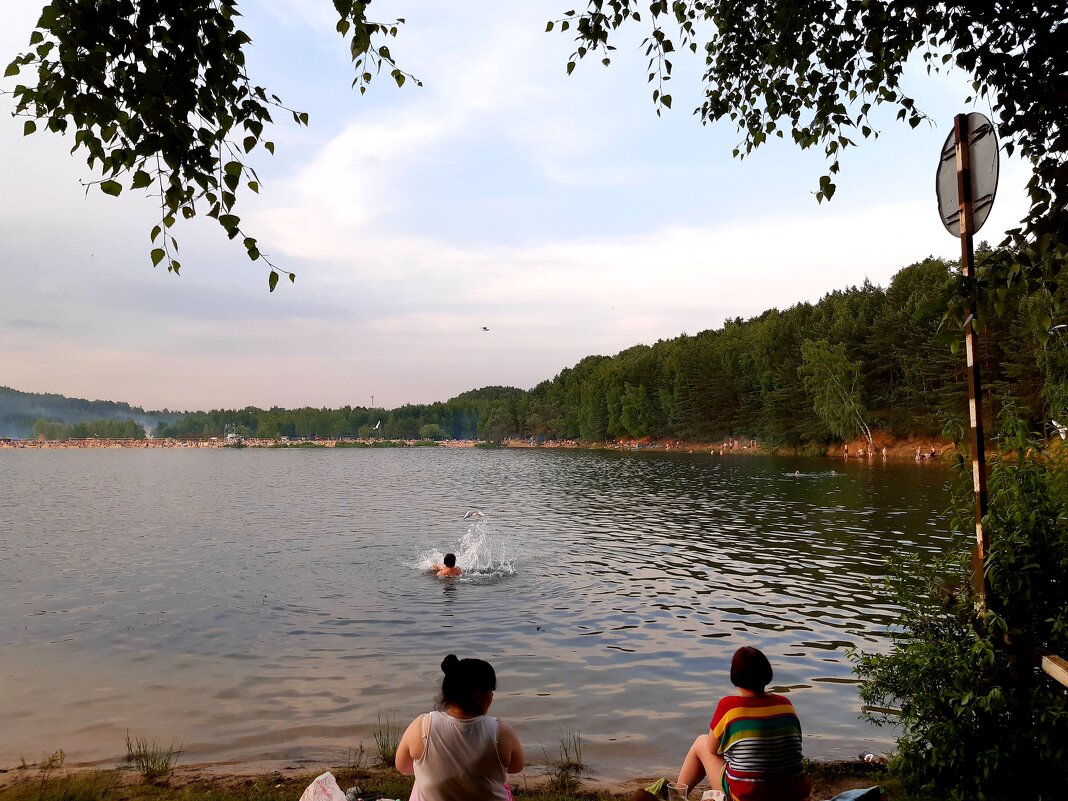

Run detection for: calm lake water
[[0, 448, 956, 781]]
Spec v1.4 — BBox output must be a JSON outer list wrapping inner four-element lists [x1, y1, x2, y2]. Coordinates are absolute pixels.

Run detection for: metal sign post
[[936, 113, 1068, 688], [936, 112, 999, 605]]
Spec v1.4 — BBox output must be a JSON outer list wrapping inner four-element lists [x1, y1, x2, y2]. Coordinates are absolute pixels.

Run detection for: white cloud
[[0, 0, 1042, 411]]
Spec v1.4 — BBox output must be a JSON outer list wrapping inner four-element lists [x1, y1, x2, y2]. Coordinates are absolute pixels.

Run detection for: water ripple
[[0, 449, 956, 777]]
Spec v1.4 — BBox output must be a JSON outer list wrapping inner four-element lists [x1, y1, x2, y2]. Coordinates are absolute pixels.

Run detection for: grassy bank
[[0, 759, 923, 801]]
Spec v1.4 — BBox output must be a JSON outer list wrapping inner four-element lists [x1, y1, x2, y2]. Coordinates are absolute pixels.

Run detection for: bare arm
[[395, 715, 425, 775], [497, 719, 524, 774]]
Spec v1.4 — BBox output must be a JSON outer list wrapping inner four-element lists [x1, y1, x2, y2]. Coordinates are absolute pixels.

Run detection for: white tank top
[[412, 710, 509, 801]]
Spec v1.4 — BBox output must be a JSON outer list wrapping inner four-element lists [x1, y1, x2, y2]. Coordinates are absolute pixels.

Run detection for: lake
[[0, 447, 956, 781]]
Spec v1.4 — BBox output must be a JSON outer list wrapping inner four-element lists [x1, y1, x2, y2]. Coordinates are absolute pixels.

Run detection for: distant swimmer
[[432, 552, 462, 578], [463, 510, 484, 519]]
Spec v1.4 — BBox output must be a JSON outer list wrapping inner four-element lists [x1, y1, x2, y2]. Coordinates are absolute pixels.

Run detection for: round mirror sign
[[936, 112, 999, 237]]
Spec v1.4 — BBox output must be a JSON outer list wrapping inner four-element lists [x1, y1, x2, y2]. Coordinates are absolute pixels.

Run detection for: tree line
[[31, 418, 147, 441], [0, 385, 180, 439], [142, 251, 1062, 449], [16, 249, 1059, 447]]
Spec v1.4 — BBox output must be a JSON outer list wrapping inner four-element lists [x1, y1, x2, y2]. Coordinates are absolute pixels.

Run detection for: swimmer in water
[[432, 552, 462, 577]]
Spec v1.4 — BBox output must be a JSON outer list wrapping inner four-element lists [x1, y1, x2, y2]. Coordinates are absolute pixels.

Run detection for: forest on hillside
[[151, 252, 1063, 448], [14, 251, 1065, 448]]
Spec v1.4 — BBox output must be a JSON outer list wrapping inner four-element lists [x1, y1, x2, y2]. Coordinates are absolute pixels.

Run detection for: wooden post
[[955, 113, 990, 606], [1041, 655, 1068, 689]]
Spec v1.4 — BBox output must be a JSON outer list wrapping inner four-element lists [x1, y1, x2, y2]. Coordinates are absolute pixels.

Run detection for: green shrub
[[372, 716, 400, 768], [541, 727, 586, 793], [854, 413, 1068, 800], [125, 733, 181, 781]]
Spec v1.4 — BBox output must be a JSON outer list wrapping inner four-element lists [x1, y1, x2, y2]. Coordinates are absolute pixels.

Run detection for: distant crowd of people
[[841, 444, 942, 461]]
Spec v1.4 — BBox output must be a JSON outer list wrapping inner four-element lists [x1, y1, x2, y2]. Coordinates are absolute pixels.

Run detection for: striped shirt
[[710, 694, 808, 801]]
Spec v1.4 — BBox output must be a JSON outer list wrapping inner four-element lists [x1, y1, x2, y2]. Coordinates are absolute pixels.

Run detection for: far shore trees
[[32, 417, 146, 440], [799, 339, 874, 453]]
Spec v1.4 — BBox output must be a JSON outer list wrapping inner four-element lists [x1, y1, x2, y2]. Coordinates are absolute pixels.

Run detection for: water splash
[[417, 514, 519, 578]]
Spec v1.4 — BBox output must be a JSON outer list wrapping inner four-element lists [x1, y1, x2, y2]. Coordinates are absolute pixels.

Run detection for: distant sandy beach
[[1, 434, 952, 460]]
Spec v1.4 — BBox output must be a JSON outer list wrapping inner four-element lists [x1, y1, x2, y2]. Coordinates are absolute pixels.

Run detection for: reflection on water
[[0, 448, 955, 779]]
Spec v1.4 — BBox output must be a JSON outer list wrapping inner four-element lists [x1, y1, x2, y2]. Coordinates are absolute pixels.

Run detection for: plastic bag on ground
[[299, 773, 347, 801]]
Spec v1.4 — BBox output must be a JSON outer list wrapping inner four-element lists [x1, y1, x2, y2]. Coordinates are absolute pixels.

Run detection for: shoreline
[[0, 434, 953, 461], [0, 755, 890, 799]]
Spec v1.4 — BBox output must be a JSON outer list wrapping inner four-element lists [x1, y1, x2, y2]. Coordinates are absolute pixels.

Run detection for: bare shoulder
[[497, 717, 518, 737], [396, 713, 427, 772], [495, 717, 524, 773]]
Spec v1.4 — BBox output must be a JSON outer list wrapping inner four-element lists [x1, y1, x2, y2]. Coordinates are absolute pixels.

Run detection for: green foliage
[[124, 732, 182, 781], [4, 767, 119, 801], [32, 417, 146, 440], [556, 3, 1067, 263], [7, 3, 1066, 292], [799, 339, 872, 448], [371, 715, 400, 769], [541, 727, 586, 794], [37, 249, 1059, 450], [853, 413, 1068, 800], [4, 0, 415, 285], [0, 386, 177, 439], [418, 423, 447, 440]]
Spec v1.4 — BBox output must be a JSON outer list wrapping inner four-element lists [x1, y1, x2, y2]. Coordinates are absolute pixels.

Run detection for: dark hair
[[730, 646, 773, 692], [443, 553, 457, 568], [438, 654, 496, 715]]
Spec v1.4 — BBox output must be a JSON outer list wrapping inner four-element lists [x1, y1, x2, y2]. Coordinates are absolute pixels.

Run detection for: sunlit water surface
[[0, 448, 955, 781]]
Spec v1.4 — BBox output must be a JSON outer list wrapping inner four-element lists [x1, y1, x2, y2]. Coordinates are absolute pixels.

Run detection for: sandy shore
[[0, 756, 889, 799], [502, 435, 953, 461], [1, 434, 952, 460], [0, 438, 480, 449]]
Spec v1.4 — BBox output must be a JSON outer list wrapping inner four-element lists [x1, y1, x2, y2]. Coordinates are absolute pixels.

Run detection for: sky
[[0, 1, 1034, 412]]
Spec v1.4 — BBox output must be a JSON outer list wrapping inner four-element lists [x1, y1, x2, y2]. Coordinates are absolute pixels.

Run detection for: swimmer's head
[[443, 553, 457, 568]]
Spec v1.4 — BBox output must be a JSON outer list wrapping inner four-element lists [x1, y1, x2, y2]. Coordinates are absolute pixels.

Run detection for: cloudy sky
[[1, 1, 1032, 411]]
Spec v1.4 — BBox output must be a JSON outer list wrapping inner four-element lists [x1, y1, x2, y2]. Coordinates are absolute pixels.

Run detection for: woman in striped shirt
[[676, 647, 810, 801]]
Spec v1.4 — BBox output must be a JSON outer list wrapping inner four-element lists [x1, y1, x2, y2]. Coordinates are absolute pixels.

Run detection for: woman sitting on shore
[[677, 646, 810, 800], [396, 654, 524, 801]]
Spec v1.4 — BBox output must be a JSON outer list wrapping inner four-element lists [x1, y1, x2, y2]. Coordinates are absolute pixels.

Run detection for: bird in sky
[[481, 326, 489, 332]]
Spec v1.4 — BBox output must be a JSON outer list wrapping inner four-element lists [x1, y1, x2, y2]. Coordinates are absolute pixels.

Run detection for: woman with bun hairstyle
[[396, 654, 524, 801], [676, 646, 809, 800]]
